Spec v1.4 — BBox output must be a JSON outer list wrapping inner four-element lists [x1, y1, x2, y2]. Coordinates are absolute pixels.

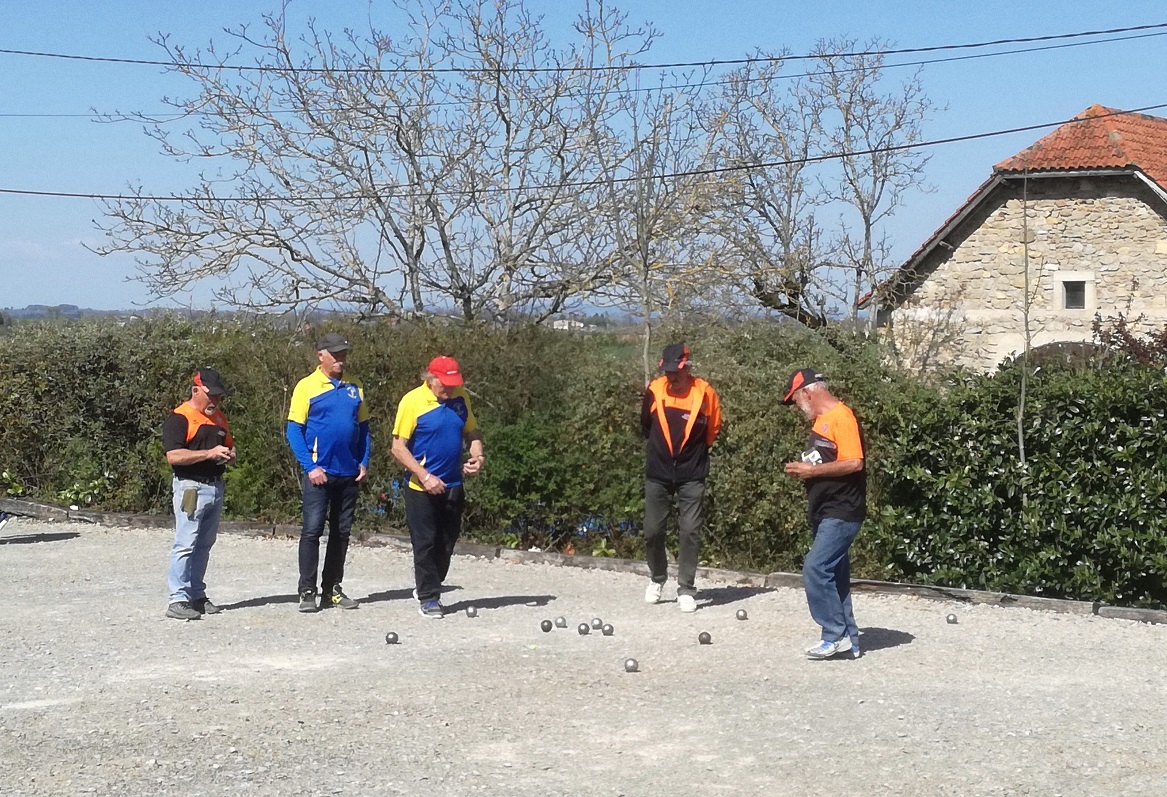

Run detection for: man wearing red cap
[[782, 368, 866, 660], [286, 333, 371, 613], [162, 368, 235, 620], [391, 356, 485, 618], [641, 343, 722, 613]]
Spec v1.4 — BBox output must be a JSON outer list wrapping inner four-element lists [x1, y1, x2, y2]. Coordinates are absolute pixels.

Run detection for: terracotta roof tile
[[995, 104, 1167, 188]]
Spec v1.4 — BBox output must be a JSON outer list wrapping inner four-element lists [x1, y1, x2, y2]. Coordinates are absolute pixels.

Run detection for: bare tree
[[807, 38, 934, 327], [92, 0, 654, 321], [707, 55, 832, 327], [587, 69, 722, 381]]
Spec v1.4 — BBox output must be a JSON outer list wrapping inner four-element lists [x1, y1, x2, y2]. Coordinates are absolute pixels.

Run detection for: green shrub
[[2, 316, 1167, 608]]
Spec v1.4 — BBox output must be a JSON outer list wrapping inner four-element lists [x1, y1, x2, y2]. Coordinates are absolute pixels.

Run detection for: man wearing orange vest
[[161, 368, 236, 621], [641, 343, 722, 612], [783, 368, 866, 660]]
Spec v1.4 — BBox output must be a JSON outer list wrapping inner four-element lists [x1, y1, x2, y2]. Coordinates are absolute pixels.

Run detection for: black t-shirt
[[162, 406, 231, 483], [803, 402, 867, 527]]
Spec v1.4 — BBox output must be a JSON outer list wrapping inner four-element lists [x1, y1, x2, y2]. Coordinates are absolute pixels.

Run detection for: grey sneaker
[[322, 585, 359, 610], [418, 600, 444, 619], [193, 597, 221, 615], [298, 590, 318, 613], [165, 601, 201, 621]]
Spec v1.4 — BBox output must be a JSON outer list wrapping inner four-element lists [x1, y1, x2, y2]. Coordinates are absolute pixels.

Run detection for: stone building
[[866, 105, 1167, 371]]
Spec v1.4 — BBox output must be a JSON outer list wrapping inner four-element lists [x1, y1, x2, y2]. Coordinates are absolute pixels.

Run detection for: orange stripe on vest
[[173, 402, 233, 447], [648, 377, 707, 457]]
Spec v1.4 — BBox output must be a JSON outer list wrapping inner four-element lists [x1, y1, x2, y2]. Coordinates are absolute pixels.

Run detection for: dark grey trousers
[[643, 478, 705, 595]]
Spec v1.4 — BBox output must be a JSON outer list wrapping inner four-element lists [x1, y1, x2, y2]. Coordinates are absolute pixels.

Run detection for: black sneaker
[[165, 601, 201, 621], [298, 590, 318, 613], [193, 597, 221, 615], [321, 584, 359, 610]]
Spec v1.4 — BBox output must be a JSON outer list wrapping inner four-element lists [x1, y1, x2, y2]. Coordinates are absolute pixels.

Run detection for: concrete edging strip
[[3, 496, 1164, 624]]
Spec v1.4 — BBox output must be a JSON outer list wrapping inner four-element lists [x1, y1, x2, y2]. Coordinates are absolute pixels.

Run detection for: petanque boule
[[540, 619, 553, 633], [623, 658, 639, 673], [466, 605, 478, 618], [384, 632, 399, 645], [577, 623, 590, 636], [591, 617, 603, 630], [554, 616, 567, 628], [601, 624, 614, 636], [736, 609, 748, 621], [946, 613, 958, 625], [698, 631, 712, 645]]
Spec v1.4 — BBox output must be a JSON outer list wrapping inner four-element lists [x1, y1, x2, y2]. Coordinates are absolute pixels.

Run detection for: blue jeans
[[297, 474, 359, 594], [168, 477, 224, 603], [803, 517, 861, 643]]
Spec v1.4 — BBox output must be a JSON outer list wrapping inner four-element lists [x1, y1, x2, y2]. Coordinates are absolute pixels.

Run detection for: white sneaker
[[644, 582, 664, 604], [677, 594, 697, 613], [805, 638, 850, 660]]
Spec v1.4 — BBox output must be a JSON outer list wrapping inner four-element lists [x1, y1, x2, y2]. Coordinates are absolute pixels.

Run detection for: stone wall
[[888, 176, 1167, 371]]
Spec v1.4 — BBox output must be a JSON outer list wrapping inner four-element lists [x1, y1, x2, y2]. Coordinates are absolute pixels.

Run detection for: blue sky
[[3, 1, 1167, 310]]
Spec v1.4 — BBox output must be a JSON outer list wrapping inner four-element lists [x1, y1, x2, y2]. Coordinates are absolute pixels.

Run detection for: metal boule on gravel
[[466, 605, 478, 618], [591, 617, 603, 630], [736, 609, 748, 621], [577, 623, 590, 636], [385, 632, 399, 645], [946, 613, 958, 625], [623, 658, 639, 673], [601, 624, 614, 636], [540, 619, 553, 633], [698, 631, 712, 645], [554, 616, 567, 628]]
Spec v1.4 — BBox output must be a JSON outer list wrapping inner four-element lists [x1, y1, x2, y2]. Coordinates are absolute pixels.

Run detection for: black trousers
[[297, 474, 359, 594], [643, 478, 705, 595], [404, 485, 465, 602]]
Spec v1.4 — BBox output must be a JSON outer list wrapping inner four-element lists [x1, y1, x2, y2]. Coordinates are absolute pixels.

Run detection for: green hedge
[[1, 317, 1165, 607]]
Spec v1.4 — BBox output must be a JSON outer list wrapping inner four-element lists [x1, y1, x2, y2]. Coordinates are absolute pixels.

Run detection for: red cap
[[427, 355, 463, 387]]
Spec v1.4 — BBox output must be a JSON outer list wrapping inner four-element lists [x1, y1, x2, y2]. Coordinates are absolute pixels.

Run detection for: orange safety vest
[[647, 376, 708, 457], [173, 402, 233, 447]]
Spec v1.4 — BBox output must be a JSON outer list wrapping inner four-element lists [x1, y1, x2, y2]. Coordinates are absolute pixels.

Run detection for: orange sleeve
[[704, 384, 722, 446], [831, 405, 864, 461]]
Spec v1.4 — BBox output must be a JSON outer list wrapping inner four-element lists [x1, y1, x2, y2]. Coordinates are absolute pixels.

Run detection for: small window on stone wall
[[1062, 280, 1086, 310]]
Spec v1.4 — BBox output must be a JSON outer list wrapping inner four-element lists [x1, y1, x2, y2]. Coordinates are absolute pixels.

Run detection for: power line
[[2, 29, 1163, 121], [1, 22, 1165, 75], [4, 104, 1164, 202]]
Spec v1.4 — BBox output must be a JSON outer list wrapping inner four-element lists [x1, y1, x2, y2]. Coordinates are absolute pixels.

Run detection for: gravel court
[[2, 519, 1166, 796]]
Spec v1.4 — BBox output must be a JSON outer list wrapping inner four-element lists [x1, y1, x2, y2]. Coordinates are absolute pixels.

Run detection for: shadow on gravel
[[360, 587, 417, 604], [0, 532, 81, 546], [444, 594, 556, 613], [700, 586, 771, 608], [858, 626, 915, 652], [220, 594, 300, 611]]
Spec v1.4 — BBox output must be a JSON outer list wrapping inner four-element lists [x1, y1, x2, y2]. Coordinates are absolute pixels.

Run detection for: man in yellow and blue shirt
[[286, 332, 371, 613], [391, 355, 484, 618]]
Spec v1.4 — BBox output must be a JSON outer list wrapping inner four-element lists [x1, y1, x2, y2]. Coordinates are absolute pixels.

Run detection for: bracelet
[[421, 473, 432, 484]]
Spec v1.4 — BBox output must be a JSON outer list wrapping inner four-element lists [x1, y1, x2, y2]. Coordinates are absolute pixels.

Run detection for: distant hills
[[1, 304, 133, 320]]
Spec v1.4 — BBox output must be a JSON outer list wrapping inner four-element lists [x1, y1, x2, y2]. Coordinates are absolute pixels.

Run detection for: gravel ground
[[1, 518, 1166, 797]]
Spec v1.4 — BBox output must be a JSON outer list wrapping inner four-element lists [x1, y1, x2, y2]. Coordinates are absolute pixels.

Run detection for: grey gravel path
[[1, 518, 1165, 796]]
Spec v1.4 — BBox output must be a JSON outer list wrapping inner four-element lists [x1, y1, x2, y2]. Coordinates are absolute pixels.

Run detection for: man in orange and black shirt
[[162, 368, 236, 621], [641, 343, 722, 613], [783, 368, 866, 660]]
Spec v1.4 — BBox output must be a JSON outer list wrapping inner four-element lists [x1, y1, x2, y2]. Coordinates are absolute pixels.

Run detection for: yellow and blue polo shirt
[[392, 383, 477, 491], [286, 369, 371, 477]]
